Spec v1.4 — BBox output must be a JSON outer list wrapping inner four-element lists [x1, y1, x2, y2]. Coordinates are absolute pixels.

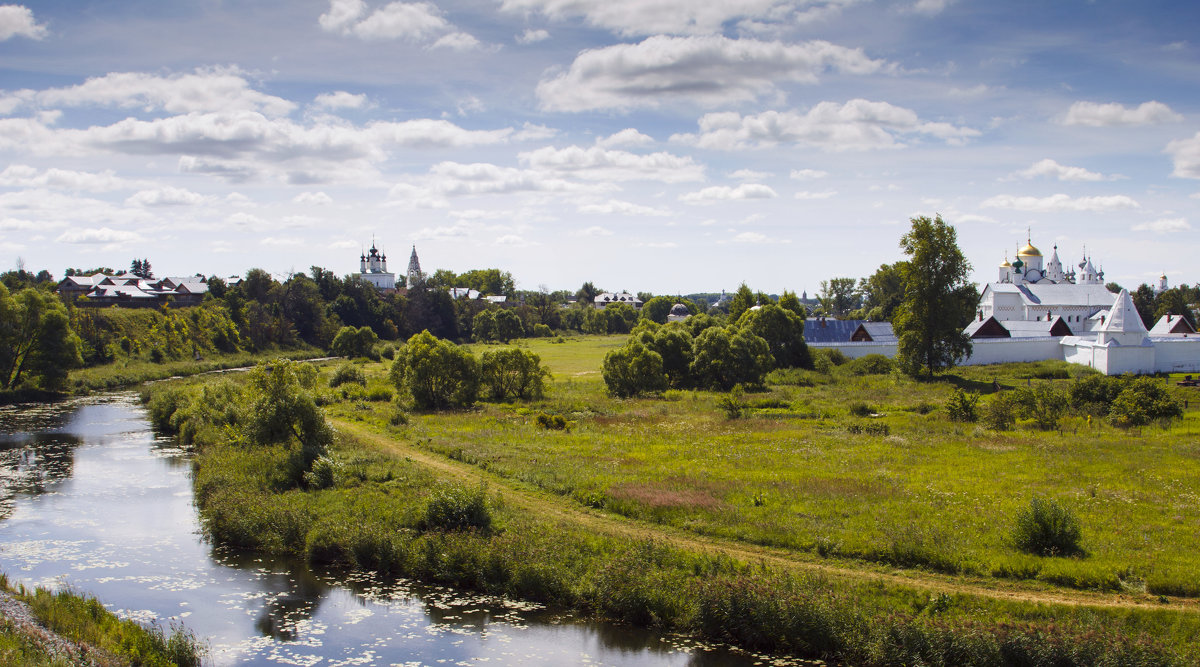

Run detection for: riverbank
[[0, 574, 202, 666], [144, 347, 1200, 665]]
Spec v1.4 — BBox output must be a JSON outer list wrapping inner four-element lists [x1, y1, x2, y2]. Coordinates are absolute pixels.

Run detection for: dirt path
[[332, 418, 1199, 614]]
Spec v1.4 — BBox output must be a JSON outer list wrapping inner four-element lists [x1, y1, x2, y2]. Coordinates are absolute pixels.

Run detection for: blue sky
[[1, 0, 1197, 295]]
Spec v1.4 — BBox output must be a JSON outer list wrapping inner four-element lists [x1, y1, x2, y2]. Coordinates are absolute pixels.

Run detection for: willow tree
[[893, 215, 974, 377]]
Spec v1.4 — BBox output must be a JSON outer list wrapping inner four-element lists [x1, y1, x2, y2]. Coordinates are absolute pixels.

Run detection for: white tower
[[407, 246, 423, 288]]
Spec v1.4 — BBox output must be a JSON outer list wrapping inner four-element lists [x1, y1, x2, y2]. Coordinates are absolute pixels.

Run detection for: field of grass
[[67, 345, 326, 394], [326, 338, 1200, 599], [146, 337, 1200, 663]]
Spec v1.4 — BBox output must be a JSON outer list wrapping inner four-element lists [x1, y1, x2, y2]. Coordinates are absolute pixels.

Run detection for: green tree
[[640, 296, 677, 324], [244, 359, 332, 464], [893, 215, 974, 377], [390, 331, 479, 409], [735, 303, 810, 369], [645, 325, 694, 388], [493, 309, 524, 342], [727, 283, 755, 321], [601, 339, 667, 398], [0, 285, 83, 391], [690, 326, 773, 390], [480, 348, 550, 401], [330, 325, 379, 358], [858, 262, 908, 321], [818, 277, 859, 317], [1153, 288, 1195, 329], [473, 309, 497, 342], [777, 290, 806, 318], [1108, 377, 1183, 427], [575, 282, 600, 306]]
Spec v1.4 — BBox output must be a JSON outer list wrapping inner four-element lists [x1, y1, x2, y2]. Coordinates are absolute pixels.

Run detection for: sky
[[0, 0, 1197, 296]]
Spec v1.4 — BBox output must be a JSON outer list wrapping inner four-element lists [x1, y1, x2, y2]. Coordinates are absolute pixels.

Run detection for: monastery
[[810, 236, 1199, 375]]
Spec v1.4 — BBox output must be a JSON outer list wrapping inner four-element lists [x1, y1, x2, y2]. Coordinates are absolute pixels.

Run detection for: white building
[[357, 242, 395, 290]]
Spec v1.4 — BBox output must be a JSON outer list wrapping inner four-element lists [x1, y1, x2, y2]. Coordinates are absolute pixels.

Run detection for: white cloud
[[980, 193, 1140, 212], [537, 35, 889, 112], [1063, 101, 1182, 127], [578, 199, 672, 216], [0, 5, 47, 41], [790, 168, 828, 180], [573, 225, 613, 237], [512, 122, 558, 141], [794, 190, 837, 199], [56, 227, 144, 246], [125, 187, 206, 207], [728, 169, 773, 180], [500, 0, 828, 37], [495, 234, 532, 246], [319, 0, 366, 31], [911, 0, 952, 14], [425, 161, 597, 196], [516, 28, 550, 44], [313, 91, 369, 110], [519, 145, 704, 182], [1132, 218, 1191, 234], [431, 31, 481, 51], [673, 100, 979, 151], [294, 191, 334, 205], [29, 68, 296, 117], [680, 183, 777, 203], [1010, 158, 1116, 182], [0, 164, 140, 192], [261, 236, 305, 246], [1166, 132, 1200, 179], [595, 128, 653, 148], [731, 231, 769, 243]]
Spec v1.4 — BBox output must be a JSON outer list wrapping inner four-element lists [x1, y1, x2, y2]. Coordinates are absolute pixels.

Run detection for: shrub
[[983, 393, 1017, 430], [1013, 496, 1083, 557], [532, 323, 553, 338], [1108, 377, 1183, 428], [844, 353, 894, 375], [717, 385, 747, 419], [329, 362, 366, 388], [848, 401, 873, 417], [1069, 375, 1127, 416], [390, 331, 479, 410], [690, 327, 773, 391], [480, 348, 550, 401], [303, 455, 339, 489], [1011, 384, 1068, 430], [602, 340, 667, 397], [365, 385, 393, 402], [535, 412, 568, 430], [423, 484, 492, 532], [330, 325, 379, 358], [945, 388, 979, 422]]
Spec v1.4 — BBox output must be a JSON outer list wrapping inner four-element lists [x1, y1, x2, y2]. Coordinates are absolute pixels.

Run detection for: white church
[[811, 235, 1199, 375]]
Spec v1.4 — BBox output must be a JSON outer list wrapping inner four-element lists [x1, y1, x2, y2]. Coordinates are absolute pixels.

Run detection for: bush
[[1011, 384, 1068, 430], [1013, 496, 1083, 557], [844, 353, 894, 375], [330, 325, 379, 358], [329, 362, 366, 388], [390, 331, 479, 410], [983, 393, 1017, 430], [423, 484, 492, 532], [945, 389, 979, 422], [717, 385, 747, 419], [1108, 377, 1183, 428], [303, 455, 339, 489], [1069, 375, 1127, 416], [848, 401, 873, 417], [480, 348, 550, 401], [532, 323, 553, 338], [602, 340, 667, 398], [535, 412, 568, 430]]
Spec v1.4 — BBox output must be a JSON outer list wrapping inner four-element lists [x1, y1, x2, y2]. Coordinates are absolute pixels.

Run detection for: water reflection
[[0, 394, 810, 666]]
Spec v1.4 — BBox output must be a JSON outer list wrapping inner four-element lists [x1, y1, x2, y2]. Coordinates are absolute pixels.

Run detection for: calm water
[[0, 394, 800, 666]]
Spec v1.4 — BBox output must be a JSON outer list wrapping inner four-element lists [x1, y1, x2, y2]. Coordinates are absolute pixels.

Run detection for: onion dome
[[1017, 241, 1042, 257]]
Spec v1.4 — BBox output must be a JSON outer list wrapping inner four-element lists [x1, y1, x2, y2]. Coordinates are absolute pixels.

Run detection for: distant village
[[54, 234, 1199, 377]]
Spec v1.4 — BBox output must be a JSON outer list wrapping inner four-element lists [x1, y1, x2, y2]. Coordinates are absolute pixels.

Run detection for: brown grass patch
[[608, 481, 725, 511]]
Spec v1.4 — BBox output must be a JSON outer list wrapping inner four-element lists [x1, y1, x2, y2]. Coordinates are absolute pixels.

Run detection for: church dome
[[999, 258, 1011, 267], [1017, 242, 1042, 257]]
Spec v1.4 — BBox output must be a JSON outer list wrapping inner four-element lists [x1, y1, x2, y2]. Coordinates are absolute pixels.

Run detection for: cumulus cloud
[[680, 183, 777, 203], [125, 186, 206, 207], [319, 0, 479, 47], [18, 68, 296, 117], [313, 91, 369, 110], [672, 100, 978, 151], [0, 164, 142, 192], [56, 227, 144, 246], [728, 169, 773, 180], [980, 193, 1140, 212], [790, 168, 828, 179], [578, 199, 672, 216], [1166, 132, 1200, 179], [1132, 217, 1191, 234], [595, 128, 653, 148], [1063, 101, 1182, 127], [519, 145, 704, 182], [537, 35, 889, 112], [294, 191, 334, 205], [1010, 158, 1118, 182], [516, 28, 549, 43], [425, 161, 596, 196], [500, 0, 833, 37], [0, 5, 47, 41]]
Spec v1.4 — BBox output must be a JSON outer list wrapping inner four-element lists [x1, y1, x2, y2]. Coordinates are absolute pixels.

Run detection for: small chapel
[[357, 242, 395, 290]]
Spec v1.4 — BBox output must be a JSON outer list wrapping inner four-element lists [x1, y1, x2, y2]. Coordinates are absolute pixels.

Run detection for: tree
[[736, 303, 810, 369], [1108, 377, 1183, 427], [1131, 284, 1156, 329], [243, 360, 332, 483], [858, 262, 908, 321], [0, 285, 83, 391], [818, 277, 859, 317], [727, 283, 755, 321], [690, 327, 773, 390], [602, 340, 667, 398], [480, 348, 550, 400], [1153, 288, 1195, 329], [644, 325, 694, 388], [640, 296, 677, 324], [778, 290, 806, 318], [330, 325, 379, 358], [493, 309, 524, 342], [130, 258, 153, 279], [575, 282, 600, 306], [893, 215, 973, 377], [472, 309, 497, 342], [390, 331, 479, 409]]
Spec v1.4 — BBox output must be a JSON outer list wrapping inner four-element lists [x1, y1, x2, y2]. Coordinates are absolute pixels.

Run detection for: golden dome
[[1017, 242, 1042, 257], [999, 258, 1011, 267]]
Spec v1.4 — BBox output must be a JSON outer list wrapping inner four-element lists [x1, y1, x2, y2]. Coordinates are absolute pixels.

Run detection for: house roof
[[1150, 314, 1196, 335], [982, 282, 1114, 308], [965, 316, 1010, 338], [804, 318, 867, 343], [1101, 289, 1148, 334], [1002, 317, 1073, 337]]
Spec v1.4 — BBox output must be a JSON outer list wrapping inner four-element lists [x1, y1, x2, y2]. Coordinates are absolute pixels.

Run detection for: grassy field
[[147, 335, 1200, 663], [66, 346, 326, 394], [327, 336, 1200, 598]]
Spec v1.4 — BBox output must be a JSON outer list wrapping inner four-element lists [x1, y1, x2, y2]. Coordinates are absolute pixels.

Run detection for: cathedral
[[357, 242, 395, 290], [978, 237, 1114, 328]]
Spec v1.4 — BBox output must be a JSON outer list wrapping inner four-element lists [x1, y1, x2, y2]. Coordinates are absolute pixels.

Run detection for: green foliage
[[244, 360, 333, 483], [858, 261, 908, 322], [945, 388, 980, 422], [1108, 377, 1183, 428], [535, 412, 569, 430], [847, 401, 873, 417], [717, 384, 747, 419], [480, 348, 550, 401], [1013, 497, 1083, 557], [735, 303, 810, 369], [602, 339, 667, 397], [817, 277, 859, 317], [472, 309, 497, 342], [330, 325, 379, 358], [1010, 384, 1069, 430], [894, 215, 974, 377], [689, 326, 773, 391], [303, 454, 340, 489], [493, 309, 524, 342], [532, 323, 553, 337], [0, 284, 83, 391], [329, 362, 366, 387], [423, 484, 493, 532], [983, 392, 1018, 430], [640, 295, 677, 324], [843, 353, 895, 375], [1069, 374, 1126, 416], [390, 330, 479, 409]]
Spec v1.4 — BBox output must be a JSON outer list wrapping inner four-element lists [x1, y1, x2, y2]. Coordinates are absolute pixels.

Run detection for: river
[[0, 393, 800, 666]]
